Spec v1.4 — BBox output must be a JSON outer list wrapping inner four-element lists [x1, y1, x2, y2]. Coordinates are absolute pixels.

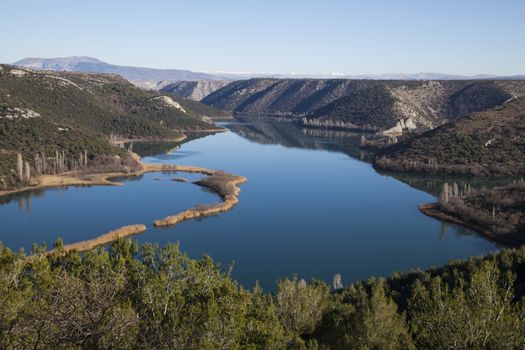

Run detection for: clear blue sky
[[1, 0, 523, 75]]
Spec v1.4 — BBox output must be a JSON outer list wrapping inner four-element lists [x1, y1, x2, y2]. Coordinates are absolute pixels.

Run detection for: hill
[[0, 65, 216, 190], [160, 80, 231, 100], [375, 96, 525, 176], [14, 56, 224, 86], [202, 79, 525, 133]]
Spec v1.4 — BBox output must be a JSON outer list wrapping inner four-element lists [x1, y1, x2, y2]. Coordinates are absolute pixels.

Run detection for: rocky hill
[[0, 65, 216, 190], [375, 96, 525, 176], [160, 80, 230, 101], [202, 79, 525, 133]]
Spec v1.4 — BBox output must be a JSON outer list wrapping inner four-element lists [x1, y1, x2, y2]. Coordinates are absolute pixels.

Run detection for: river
[[0, 120, 498, 290]]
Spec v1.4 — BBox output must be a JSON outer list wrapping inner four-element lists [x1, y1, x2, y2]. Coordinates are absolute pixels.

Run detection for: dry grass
[[2, 152, 247, 254], [153, 171, 246, 227], [60, 225, 147, 253]]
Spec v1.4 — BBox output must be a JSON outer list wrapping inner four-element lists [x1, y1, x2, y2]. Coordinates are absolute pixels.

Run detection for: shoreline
[[419, 203, 520, 246], [2, 157, 246, 255], [172, 128, 227, 133], [112, 134, 188, 144]]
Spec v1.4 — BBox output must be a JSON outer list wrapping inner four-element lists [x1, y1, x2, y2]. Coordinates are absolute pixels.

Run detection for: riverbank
[[1, 154, 246, 255], [419, 203, 522, 246]]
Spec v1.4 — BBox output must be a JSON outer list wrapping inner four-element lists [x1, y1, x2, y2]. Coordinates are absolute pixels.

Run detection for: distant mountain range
[[12, 57, 525, 88], [13, 57, 224, 86], [212, 71, 525, 81]]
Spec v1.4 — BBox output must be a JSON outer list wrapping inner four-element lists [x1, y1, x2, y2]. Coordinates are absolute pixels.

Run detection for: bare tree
[[332, 273, 343, 291], [24, 161, 31, 183], [439, 182, 449, 204], [16, 153, 23, 182]]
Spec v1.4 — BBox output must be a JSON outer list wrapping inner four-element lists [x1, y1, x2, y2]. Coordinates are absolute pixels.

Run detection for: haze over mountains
[[13, 56, 525, 88], [13, 57, 223, 88]]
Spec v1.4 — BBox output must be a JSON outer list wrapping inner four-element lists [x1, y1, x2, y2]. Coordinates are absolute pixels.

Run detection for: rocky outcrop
[[160, 80, 230, 101]]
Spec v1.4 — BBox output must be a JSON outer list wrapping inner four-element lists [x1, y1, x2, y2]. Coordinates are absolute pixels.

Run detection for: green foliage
[[0, 65, 220, 190], [2, 240, 525, 349], [409, 260, 524, 349], [276, 276, 329, 336]]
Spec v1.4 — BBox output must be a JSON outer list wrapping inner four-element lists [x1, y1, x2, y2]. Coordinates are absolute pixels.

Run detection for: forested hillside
[[202, 78, 525, 133], [0, 65, 218, 190], [375, 96, 525, 176]]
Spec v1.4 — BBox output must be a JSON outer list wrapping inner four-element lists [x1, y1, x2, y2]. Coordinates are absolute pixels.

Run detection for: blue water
[[0, 122, 497, 290], [0, 172, 216, 251]]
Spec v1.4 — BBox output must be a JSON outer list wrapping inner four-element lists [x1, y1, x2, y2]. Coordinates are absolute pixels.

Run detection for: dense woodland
[[1, 239, 525, 349]]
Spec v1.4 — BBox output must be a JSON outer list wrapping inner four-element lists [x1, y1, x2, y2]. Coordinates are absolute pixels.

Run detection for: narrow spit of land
[[1, 155, 246, 255]]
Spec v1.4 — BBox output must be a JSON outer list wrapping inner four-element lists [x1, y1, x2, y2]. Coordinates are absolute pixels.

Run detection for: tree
[[346, 280, 414, 350], [16, 153, 23, 183], [409, 259, 525, 349], [275, 276, 329, 336], [439, 182, 450, 204], [24, 161, 30, 183]]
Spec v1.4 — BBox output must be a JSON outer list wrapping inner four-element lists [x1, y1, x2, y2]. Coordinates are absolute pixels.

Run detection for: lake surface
[[0, 120, 498, 290]]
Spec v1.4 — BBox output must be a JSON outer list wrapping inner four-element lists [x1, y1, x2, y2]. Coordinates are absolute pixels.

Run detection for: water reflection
[[225, 117, 516, 199], [223, 117, 375, 160], [125, 132, 219, 158]]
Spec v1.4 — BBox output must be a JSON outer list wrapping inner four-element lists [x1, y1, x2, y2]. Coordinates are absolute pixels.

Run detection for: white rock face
[[381, 117, 417, 136], [388, 81, 446, 129], [0, 107, 40, 120], [44, 74, 82, 89], [152, 96, 187, 113], [161, 80, 231, 100], [9, 69, 28, 77]]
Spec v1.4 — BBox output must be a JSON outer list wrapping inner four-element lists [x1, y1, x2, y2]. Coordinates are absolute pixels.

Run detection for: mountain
[[205, 71, 525, 81], [0, 64, 216, 190], [160, 80, 230, 101], [202, 79, 525, 133], [13, 56, 225, 86], [375, 96, 525, 176]]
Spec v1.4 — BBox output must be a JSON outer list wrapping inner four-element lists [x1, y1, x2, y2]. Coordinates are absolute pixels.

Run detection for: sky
[[1, 0, 524, 75]]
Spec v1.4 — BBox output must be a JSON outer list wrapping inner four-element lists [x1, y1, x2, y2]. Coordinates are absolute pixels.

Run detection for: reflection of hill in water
[[125, 132, 218, 158], [226, 117, 518, 201], [226, 118, 373, 161], [380, 170, 516, 198]]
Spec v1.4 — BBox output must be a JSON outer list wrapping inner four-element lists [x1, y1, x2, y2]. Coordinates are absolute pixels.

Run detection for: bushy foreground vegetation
[[1, 240, 525, 349]]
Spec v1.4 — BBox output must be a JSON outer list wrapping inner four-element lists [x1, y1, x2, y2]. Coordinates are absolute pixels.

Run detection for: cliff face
[[160, 80, 230, 101], [202, 79, 525, 132]]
